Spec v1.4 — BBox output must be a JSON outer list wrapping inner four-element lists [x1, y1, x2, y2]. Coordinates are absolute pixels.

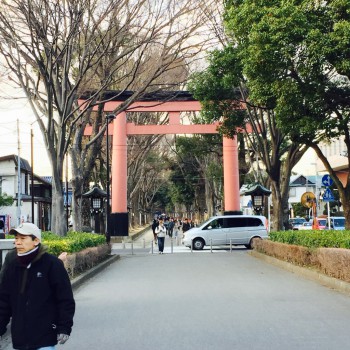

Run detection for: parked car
[[289, 217, 306, 230], [327, 217, 345, 230], [295, 222, 313, 230], [182, 215, 268, 250], [316, 218, 327, 230]]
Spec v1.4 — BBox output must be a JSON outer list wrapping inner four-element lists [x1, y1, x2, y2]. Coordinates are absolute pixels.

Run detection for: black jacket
[[182, 222, 191, 232], [0, 245, 75, 350]]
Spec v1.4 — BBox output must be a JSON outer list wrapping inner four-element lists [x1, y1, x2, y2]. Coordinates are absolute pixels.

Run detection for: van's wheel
[[245, 237, 261, 250], [192, 238, 205, 250]]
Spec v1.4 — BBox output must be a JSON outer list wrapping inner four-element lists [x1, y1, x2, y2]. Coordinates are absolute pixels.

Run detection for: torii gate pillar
[[109, 112, 128, 236], [223, 136, 241, 214]]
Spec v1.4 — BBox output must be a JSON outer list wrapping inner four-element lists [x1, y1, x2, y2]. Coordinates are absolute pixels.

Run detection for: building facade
[[0, 155, 52, 232]]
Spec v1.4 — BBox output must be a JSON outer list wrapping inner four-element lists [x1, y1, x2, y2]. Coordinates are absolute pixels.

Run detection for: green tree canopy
[[223, 0, 350, 227], [0, 193, 14, 209]]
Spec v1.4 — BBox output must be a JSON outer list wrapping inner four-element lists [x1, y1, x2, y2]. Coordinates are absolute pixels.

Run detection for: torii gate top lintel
[[81, 90, 202, 112], [82, 90, 220, 135]]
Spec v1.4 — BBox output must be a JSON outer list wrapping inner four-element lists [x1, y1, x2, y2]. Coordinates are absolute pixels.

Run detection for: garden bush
[[269, 230, 350, 249], [42, 231, 106, 256], [253, 230, 350, 283]]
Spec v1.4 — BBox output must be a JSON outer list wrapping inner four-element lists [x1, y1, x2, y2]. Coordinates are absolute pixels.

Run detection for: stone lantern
[[82, 186, 107, 233]]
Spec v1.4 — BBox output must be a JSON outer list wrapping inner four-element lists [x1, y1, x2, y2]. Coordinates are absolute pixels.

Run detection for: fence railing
[[114, 237, 242, 255], [0, 239, 15, 267]]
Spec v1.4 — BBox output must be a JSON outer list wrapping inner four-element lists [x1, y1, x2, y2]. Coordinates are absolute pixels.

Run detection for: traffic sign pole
[[327, 202, 331, 229]]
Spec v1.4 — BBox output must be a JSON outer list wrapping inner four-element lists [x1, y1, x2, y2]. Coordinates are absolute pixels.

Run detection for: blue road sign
[[322, 174, 333, 187], [322, 188, 335, 202]]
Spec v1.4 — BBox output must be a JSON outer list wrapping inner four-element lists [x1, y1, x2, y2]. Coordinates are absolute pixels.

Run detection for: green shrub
[[269, 230, 350, 249], [42, 231, 106, 256]]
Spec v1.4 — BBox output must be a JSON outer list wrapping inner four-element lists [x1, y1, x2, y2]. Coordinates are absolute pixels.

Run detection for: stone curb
[[249, 250, 350, 295], [71, 254, 120, 291], [129, 225, 151, 241]]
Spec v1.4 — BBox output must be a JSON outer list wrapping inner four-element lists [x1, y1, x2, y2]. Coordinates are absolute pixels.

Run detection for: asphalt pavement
[[2, 229, 350, 349]]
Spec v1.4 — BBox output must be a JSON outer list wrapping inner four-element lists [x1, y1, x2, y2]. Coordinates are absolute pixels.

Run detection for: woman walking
[[155, 218, 166, 254]]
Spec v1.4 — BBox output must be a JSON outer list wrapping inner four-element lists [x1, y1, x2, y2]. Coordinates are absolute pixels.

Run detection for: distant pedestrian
[[151, 218, 159, 244], [155, 219, 166, 254], [163, 217, 169, 235], [168, 218, 175, 238], [182, 218, 191, 235], [0, 222, 75, 350], [173, 218, 180, 238]]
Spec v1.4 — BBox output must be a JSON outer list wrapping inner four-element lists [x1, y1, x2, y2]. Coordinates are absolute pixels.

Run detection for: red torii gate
[[84, 91, 241, 236]]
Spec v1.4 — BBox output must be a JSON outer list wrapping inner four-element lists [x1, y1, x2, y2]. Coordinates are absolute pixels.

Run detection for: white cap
[[9, 223, 42, 241]]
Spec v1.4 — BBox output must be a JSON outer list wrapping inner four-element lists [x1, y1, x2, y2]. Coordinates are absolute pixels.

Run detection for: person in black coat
[[0, 223, 75, 350], [151, 218, 159, 244]]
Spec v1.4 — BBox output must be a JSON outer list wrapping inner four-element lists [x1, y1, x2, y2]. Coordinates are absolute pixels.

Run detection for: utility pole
[[17, 119, 21, 226], [66, 154, 69, 230], [31, 127, 35, 223]]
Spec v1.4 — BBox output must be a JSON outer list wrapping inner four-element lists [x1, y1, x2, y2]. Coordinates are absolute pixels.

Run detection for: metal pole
[[191, 239, 193, 253], [16, 119, 21, 226], [210, 239, 213, 253], [171, 238, 173, 254], [106, 117, 110, 238], [131, 242, 134, 255], [230, 239, 232, 252], [327, 202, 331, 229], [65, 155, 69, 230], [105, 114, 116, 241], [31, 128, 34, 224], [143, 239, 145, 248], [151, 240, 154, 254]]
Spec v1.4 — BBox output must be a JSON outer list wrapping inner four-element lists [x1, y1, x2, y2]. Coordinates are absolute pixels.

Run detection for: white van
[[182, 215, 268, 250]]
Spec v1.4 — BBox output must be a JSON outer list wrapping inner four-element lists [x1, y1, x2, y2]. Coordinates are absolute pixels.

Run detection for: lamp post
[[31, 127, 34, 223], [105, 114, 116, 243]]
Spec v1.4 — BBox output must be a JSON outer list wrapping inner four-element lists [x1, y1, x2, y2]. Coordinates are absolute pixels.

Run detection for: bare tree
[[0, 0, 216, 235]]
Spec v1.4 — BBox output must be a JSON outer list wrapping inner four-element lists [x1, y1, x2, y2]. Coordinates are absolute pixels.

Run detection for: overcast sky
[[0, 82, 51, 176]]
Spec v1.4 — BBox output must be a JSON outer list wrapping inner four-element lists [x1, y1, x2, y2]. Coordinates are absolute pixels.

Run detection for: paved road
[[3, 230, 350, 349]]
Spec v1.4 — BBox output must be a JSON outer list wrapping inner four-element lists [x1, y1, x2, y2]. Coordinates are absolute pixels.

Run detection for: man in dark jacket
[[182, 218, 191, 234], [0, 223, 75, 350]]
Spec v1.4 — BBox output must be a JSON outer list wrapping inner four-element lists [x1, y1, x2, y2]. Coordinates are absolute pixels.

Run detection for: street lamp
[[105, 114, 116, 243]]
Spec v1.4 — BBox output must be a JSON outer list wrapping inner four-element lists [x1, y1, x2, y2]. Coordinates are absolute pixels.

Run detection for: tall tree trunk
[[51, 176, 66, 236]]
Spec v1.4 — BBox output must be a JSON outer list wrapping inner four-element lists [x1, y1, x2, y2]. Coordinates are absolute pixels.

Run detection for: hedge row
[[7, 231, 107, 256], [269, 230, 350, 249], [42, 231, 106, 256]]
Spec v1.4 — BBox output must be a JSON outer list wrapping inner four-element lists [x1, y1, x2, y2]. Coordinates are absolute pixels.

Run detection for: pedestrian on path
[[182, 218, 191, 237], [155, 219, 166, 254], [0, 223, 75, 350], [173, 218, 180, 239], [168, 218, 175, 238], [151, 218, 159, 244]]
